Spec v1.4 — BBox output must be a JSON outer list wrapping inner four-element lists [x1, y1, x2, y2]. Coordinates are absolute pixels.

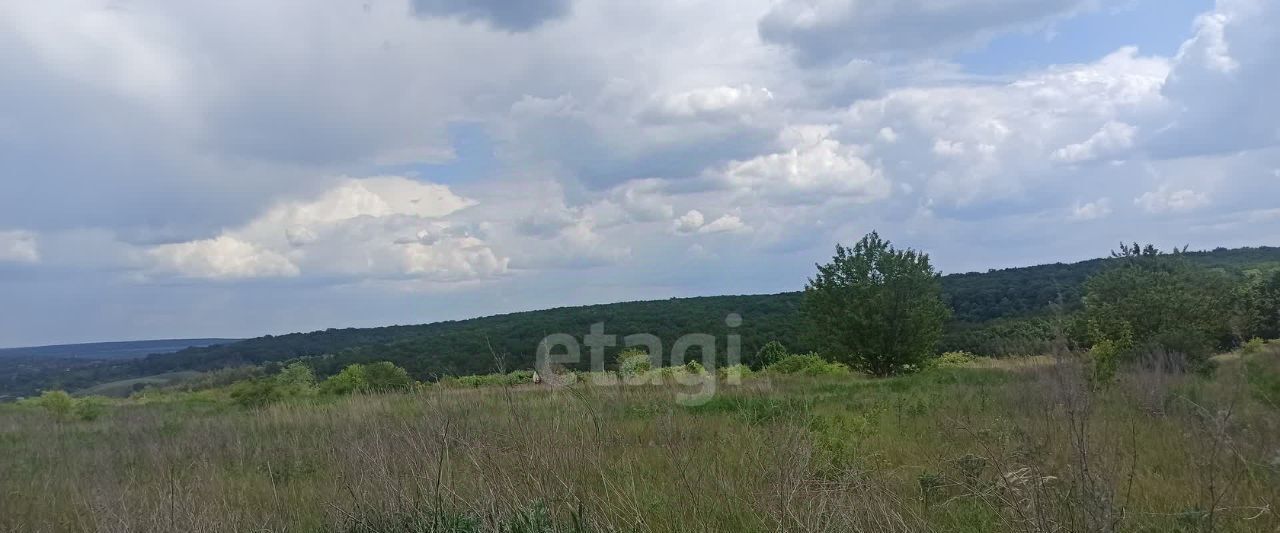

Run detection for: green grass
[[3, 352, 1280, 532], [75, 371, 202, 397]]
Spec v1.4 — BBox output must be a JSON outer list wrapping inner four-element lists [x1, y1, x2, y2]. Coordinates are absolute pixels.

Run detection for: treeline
[[7, 245, 1279, 396]]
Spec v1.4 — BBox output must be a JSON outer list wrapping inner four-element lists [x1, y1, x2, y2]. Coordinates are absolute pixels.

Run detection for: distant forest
[[4, 245, 1278, 398]]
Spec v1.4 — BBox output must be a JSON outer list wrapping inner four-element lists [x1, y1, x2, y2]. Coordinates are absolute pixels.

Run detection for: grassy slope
[[3, 349, 1279, 532]]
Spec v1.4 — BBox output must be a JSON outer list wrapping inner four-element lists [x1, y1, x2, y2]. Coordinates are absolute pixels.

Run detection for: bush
[[23, 391, 110, 422], [617, 348, 652, 376], [362, 362, 414, 392], [275, 362, 316, 396], [319, 364, 367, 395], [755, 341, 789, 368], [447, 370, 535, 388], [1088, 338, 1125, 388], [26, 390, 75, 420], [72, 396, 107, 421], [766, 353, 853, 376], [230, 378, 284, 408], [1241, 337, 1267, 356], [717, 364, 754, 381], [317, 362, 415, 395], [930, 351, 976, 369]]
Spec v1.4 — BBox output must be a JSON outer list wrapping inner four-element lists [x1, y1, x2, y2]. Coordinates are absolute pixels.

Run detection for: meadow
[[3, 344, 1279, 532]]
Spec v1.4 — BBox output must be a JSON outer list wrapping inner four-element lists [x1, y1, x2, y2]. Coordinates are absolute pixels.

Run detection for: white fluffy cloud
[[147, 177, 507, 282], [846, 47, 1169, 206], [0, 230, 40, 264], [1135, 187, 1210, 214], [719, 125, 890, 204], [149, 236, 299, 280], [1070, 198, 1113, 221], [673, 210, 747, 235], [1152, 0, 1280, 156], [1052, 121, 1138, 163]]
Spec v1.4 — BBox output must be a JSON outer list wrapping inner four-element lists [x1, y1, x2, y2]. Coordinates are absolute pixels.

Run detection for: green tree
[[801, 232, 950, 376], [362, 362, 414, 392], [275, 362, 316, 396], [229, 378, 283, 408], [1083, 243, 1233, 366], [30, 390, 76, 420], [319, 364, 368, 395], [1237, 270, 1280, 340], [755, 341, 789, 369]]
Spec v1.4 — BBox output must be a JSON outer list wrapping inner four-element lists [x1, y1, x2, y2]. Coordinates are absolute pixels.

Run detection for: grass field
[[75, 371, 204, 398], [2, 349, 1279, 532]]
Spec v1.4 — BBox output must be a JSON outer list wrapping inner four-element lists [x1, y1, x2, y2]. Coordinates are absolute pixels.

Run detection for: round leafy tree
[[801, 232, 950, 376]]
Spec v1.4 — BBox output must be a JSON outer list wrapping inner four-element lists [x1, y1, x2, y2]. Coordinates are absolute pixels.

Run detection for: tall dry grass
[[2, 350, 1279, 532]]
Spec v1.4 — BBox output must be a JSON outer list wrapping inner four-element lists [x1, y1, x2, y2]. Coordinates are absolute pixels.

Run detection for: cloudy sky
[[2, 0, 1278, 347]]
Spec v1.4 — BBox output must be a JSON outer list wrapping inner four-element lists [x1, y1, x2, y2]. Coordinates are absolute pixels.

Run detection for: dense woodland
[[3, 245, 1278, 398]]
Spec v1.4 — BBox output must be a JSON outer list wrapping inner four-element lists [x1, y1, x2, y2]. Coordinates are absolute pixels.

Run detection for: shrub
[[230, 378, 284, 408], [717, 364, 754, 381], [755, 341, 789, 368], [685, 360, 706, 375], [27, 390, 75, 420], [320, 364, 368, 395], [24, 391, 110, 422], [362, 362, 414, 392], [617, 348, 652, 376], [447, 370, 534, 388], [766, 353, 852, 376], [931, 351, 976, 369], [72, 396, 107, 421], [1241, 337, 1267, 356], [275, 362, 316, 396]]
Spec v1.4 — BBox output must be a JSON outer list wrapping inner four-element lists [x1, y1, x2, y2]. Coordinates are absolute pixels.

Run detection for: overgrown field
[[3, 349, 1280, 532]]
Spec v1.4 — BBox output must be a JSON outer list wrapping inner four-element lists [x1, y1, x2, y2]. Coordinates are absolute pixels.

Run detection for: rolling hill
[[6, 245, 1279, 398]]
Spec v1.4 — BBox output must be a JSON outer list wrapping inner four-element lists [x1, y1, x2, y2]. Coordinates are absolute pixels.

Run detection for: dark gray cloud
[[410, 0, 572, 31]]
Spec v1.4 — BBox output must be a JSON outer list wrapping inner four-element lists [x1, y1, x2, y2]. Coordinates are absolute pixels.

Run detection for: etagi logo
[[535, 314, 746, 406]]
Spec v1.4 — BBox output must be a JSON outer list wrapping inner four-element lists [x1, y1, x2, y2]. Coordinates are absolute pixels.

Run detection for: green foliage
[[766, 353, 853, 376], [319, 364, 367, 395], [72, 396, 107, 421], [447, 370, 536, 388], [229, 378, 284, 408], [717, 364, 754, 381], [1241, 337, 1267, 356], [1088, 337, 1128, 388], [317, 362, 414, 395], [1083, 244, 1233, 368], [684, 360, 706, 375], [1244, 343, 1280, 406], [22, 391, 109, 422], [27, 390, 75, 420], [755, 340, 789, 368], [14, 246, 1280, 399], [616, 348, 652, 376], [930, 351, 976, 369], [362, 362, 415, 392], [802, 232, 950, 376], [1236, 270, 1280, 340], [275, 362, 316, 396]]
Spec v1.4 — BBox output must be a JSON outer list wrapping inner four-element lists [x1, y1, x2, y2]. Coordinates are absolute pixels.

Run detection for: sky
[[2, 0, 1279, 347]]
